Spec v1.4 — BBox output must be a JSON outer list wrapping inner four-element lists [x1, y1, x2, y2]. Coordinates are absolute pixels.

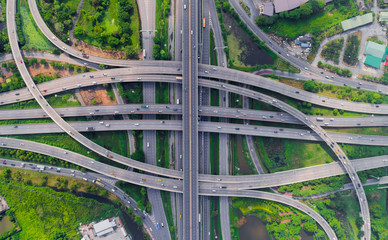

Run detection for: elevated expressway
[[1, 136, 388, 190], [182, 0, 199, 238], [28, 0, 387, 97], [3, 67, 388, 116], [3, 120, 388, 147], [2, 104, 388, 128], [10, 1, 380, 238]]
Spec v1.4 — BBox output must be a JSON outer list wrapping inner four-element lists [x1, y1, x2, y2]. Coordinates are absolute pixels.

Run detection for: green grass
[[156, 131, 169, 168], [0, 93, 80, 110], [210, 30, 218, 66], [253, 137, 334, 172], [160, 191, 176, 240], [18, 0, 54, 51], [327, 127, 388, 136], [242, 137, 258, 174], [156, 82, 169, 104], [210, 133, 219, 175], [265, 2, 358, 38], [10, 131, 128, 169], [0, 177, 118, 240], [102, 0, 120, 35], [75, 0, 140, 50], [84, 131, 129, 158]]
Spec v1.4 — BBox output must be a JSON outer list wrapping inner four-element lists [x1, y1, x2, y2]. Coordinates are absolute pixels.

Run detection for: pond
[[238, 215, 270, 240], [236, 209, 315, 240], [222, 11, 275, 67], [0, 215, 13, 235]]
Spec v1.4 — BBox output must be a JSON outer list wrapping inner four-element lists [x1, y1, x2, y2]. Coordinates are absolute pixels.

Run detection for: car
[[184, 4, 186, 9], [20, 60, 23, 63]]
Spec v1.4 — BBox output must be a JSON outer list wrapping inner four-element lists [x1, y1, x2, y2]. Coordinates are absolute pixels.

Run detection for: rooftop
[[341, 13, 373, 31], [364, 41, 387, 59], [380, 11, 388, 22], [364, 55, 382, 68], [263, 2, 274, 16], [273, 0, 308, 13]]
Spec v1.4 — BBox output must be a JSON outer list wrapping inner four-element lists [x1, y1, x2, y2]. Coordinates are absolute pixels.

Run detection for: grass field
[[11, 131, 128, 169], [160, 191, 176, 240], [0, 93, 80, 110], [327, 127, 388, 136], [156, 131, 169, 168], [19, 0, 54, 51], [76, 0, 140, 50], [264, 1, 358, 38], [253, 137, 334, 172]]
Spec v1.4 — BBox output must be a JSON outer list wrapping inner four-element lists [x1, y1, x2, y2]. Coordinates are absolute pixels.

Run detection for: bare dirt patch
[[27, 62, 75, 78], [74, 40, 126, 59], [279, 78, 304, 89], [79, 86, 116, 106]]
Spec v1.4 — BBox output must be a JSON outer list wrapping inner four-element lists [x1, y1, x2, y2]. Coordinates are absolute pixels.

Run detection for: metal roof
[[380, 12, 388, 22], [364, 41, 386, 59], [273, 0, 308, 13], [341, 13, 373, 31], [364, 55, 382, 68], [263, 3, 274, 16], [94, 219, 116, 236]]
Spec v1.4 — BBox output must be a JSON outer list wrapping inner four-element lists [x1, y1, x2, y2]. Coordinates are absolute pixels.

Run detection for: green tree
[[40, 59, 47, 65], [300, 3, 313, 17], [134, 216, 143, 228]]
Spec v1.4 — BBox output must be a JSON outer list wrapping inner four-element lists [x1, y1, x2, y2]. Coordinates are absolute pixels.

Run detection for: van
[[147, 142, 150, 147]]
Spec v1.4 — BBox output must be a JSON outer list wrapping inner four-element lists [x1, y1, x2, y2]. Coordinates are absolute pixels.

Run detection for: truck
[[203, 18, 206, 28], [82, 52, 89, 58], [95, 181, 105, 187], [176, 99, 180, 104], [37, 165, 45, 171], [141, 105, 149, 108], [86, 127, 94, 131], [143, 49, 146, 59], [316, 117, 324, 121]]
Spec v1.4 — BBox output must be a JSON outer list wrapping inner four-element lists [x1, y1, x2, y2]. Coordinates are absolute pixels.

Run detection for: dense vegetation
[[278, 175, 347, 197], [74, 0, 140, 57], [317, 61, 352, 77], [152, 0, 171, 60], [0, 168, 118, 239], [343, 34, 360, 66], [303, 80, 385, 104], [0, 30, 9, 54], [38, 0, 78, 41], [231, 198, 327, 239], [320, 37, 344, 63]]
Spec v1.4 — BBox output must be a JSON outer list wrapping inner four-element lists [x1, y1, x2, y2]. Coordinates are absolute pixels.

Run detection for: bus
[[203, 18, 206, 28]]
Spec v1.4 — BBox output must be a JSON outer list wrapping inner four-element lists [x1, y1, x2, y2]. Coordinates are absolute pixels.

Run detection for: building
[[79, 217, 131, 240], [93, 219, 117, 237], [380, 11, 388, 23], [273, 0, 308, 13], [262, 2, 274, 16], [364, 41, 388, 69], [341, 13, 373, 32], [295, 33, 312, 48]]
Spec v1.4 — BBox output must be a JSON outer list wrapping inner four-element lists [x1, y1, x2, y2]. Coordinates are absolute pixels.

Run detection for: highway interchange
[[2, 0, 388, 239]]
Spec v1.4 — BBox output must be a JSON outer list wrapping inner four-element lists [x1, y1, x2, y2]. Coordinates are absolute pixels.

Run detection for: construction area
[[79, 217, 131, 240]]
